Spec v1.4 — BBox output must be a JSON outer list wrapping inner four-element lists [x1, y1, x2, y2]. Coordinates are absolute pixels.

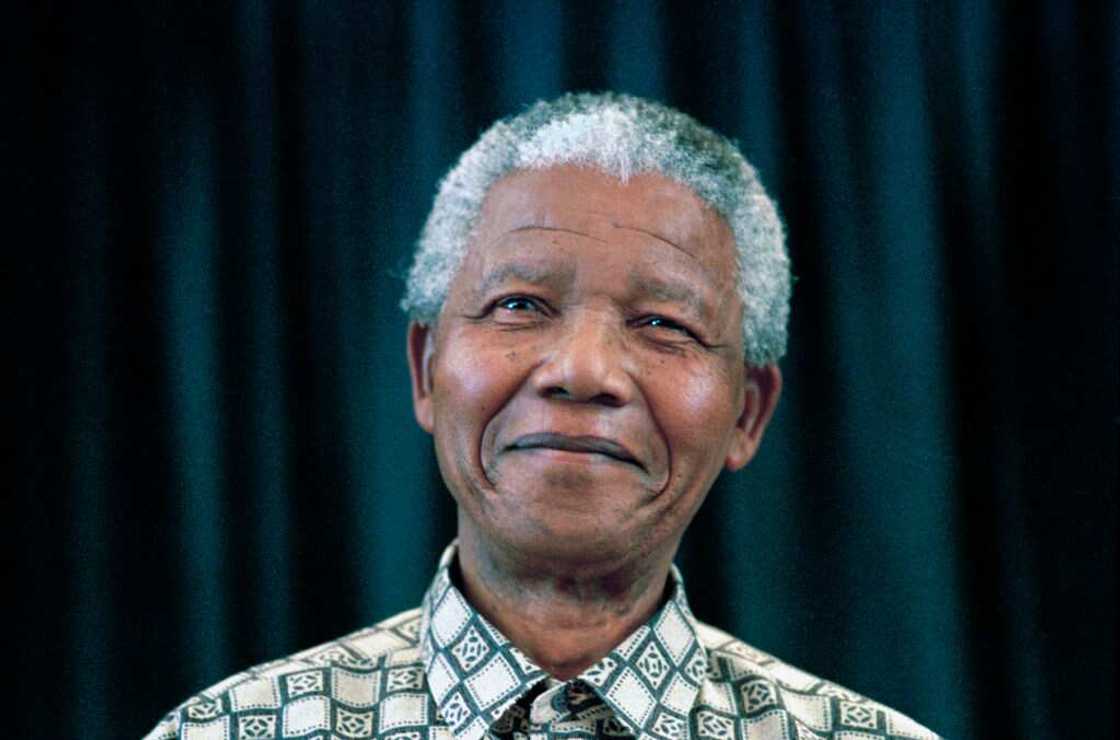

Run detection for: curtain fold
[[17, 3, 1115, 738]]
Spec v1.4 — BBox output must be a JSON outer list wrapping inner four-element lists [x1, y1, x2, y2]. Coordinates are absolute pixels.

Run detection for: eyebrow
[[627, 273, 711, 322], [476, 261, 576, 297]]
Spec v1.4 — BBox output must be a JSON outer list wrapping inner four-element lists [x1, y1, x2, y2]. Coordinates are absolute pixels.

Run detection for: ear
[[406, 321, 437, 433], [724, 363, 782, 471]]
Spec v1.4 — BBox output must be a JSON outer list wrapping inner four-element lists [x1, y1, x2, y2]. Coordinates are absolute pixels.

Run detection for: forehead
[[473, 165, 735, 264], [464, 166, 741, 316]]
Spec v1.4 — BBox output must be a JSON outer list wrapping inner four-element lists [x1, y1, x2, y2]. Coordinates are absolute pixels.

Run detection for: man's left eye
[[638, 315, 694, 338]]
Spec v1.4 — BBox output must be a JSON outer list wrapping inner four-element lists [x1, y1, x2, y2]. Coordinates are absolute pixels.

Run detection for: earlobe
[[725, 363, 782, 471], [406, 322, 436, 433]]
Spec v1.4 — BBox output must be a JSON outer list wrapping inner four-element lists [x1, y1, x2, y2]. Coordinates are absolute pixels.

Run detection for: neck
[[454, 527, 674, 680]]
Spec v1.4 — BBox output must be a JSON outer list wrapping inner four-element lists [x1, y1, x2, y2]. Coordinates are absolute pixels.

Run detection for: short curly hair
[[401, 92, 790, 365]]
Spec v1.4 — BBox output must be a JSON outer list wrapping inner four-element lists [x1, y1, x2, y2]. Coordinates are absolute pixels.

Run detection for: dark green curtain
[[15, 2, 1116, 738]]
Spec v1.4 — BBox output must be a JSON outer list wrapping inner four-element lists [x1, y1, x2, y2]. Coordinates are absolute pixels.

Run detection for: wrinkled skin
[[407, 165, 781, 676]]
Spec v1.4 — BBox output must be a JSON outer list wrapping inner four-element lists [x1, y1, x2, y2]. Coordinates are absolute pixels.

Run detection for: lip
[[507, 432, 642, 469]]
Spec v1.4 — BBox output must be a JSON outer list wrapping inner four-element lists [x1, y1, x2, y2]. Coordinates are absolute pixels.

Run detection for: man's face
[[408, 165, 780, 568]]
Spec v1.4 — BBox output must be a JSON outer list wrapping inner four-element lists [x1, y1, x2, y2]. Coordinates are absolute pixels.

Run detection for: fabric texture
[[145, 545, 939, 740]]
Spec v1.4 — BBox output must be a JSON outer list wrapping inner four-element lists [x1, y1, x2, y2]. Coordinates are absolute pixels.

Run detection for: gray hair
[[401, 91, 790, 365]]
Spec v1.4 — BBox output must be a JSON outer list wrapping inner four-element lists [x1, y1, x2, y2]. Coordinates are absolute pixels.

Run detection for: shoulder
[[692, 619, 942, 740], [143, 608, 423, 740]]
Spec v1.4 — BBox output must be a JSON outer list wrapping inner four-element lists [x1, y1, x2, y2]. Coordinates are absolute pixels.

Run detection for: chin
[[495, 516, 647, 566]]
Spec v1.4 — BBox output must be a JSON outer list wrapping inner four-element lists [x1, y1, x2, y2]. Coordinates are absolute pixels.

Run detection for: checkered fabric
[[145, 544, 940, 740]]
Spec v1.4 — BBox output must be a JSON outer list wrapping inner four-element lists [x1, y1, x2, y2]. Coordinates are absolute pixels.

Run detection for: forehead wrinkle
[[610, 222, 694, 259], [509, 224, 609, 244]]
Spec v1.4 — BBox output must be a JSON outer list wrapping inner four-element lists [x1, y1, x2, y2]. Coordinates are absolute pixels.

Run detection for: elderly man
[[147, 93, 938, 740]]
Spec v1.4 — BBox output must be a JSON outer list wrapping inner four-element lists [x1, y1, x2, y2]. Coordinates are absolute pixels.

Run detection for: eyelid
[[635, 314, 703, 342]]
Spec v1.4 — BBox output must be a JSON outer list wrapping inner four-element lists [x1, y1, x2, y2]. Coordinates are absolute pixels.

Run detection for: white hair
[[401, 91, 790, 364]]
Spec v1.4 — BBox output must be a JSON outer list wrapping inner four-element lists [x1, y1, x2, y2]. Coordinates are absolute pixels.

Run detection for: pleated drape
[[15, 3, 1115, 738]]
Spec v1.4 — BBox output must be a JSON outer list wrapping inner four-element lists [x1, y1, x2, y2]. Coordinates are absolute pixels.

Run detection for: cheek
[[648, 363, 739, 466], [435, 358, 496, 431], [432, 335, 532, 444]]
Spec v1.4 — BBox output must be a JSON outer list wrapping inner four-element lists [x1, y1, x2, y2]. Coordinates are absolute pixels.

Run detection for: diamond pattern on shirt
[[236, 713, 276, 738], [185, 699, 223, 721], [838, 700, 879, 730], [336, 707, 375, 738], [284, 669, 323, 698], [420, 556, 548, 739], [743, 679, 780, 713], [580, 655, 620, 688], [145, 542, 941, 740], [386, 666, 424, 693], [635, 640, 672, 690], [450, 626, 490, 672], [696, 708, 737, 739]]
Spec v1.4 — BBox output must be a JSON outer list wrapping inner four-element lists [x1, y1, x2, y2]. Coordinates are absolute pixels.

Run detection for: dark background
[[14, 2, 1116, 738]]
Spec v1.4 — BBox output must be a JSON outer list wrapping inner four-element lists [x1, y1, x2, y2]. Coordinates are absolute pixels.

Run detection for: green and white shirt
[[145, 545, 939, 740]]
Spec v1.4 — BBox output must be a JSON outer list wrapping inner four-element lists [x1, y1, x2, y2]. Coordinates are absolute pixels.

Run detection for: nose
[[532, 311, 635, 407]]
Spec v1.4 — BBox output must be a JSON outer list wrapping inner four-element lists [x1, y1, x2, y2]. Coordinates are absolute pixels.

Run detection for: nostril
[[541, 385, 622, 407], [590, 391, 624, 408]]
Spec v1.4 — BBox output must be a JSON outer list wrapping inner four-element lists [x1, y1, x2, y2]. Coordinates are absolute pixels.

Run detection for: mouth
[[507, 432, 642, 469]]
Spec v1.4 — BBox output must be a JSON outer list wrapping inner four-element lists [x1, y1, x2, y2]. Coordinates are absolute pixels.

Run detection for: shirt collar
[[419, 543, 708, 740]]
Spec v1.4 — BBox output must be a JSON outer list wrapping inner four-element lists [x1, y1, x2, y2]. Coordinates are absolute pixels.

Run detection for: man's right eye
[[495, 296, 541, 313]]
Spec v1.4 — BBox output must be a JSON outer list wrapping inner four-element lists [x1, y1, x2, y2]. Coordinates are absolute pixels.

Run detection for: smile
[[507, 432, 642, 468]]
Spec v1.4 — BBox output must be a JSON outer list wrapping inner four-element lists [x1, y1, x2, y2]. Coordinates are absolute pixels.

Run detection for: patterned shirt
[[145, 545, 940, 740]]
